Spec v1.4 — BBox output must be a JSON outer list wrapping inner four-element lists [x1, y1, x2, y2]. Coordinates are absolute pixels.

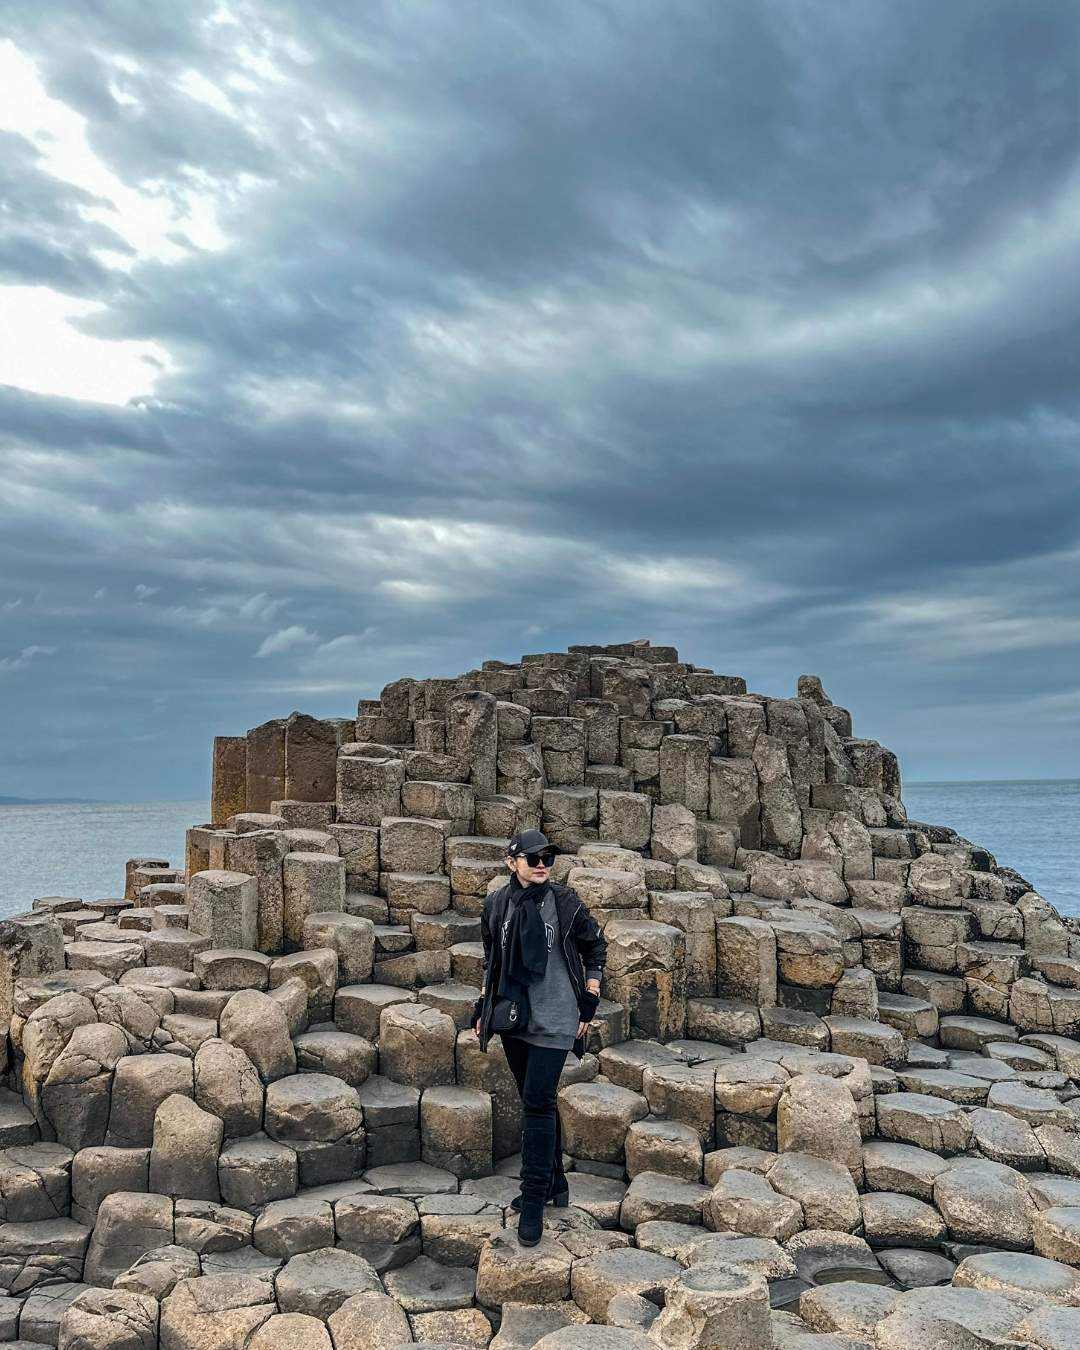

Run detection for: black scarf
[[497, 876, 550, 1003]]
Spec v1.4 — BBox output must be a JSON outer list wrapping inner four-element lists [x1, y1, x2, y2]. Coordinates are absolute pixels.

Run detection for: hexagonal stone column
[[560, 1081, 648, 1163], [420, 1086, 492, 1178], [282, 853, 345, 946], [653, 1264, 772, 1350], [303, 912, 374, 985], [337, 753, 405, 826], [188, 871, 258, 951], [476, 1229, 574, 1307], [379, 1004, 457, 1089], [604, 920, 687, 1041]]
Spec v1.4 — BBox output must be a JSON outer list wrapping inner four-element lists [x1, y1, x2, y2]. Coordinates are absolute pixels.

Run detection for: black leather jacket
[[477, 880, 607, 1060]]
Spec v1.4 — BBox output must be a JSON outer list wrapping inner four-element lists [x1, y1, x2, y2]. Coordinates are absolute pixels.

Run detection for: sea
[[0, 780, 1076, 921]]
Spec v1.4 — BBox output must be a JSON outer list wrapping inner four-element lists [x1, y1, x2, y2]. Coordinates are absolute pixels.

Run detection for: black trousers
[[501, 1035, 569, 1200]]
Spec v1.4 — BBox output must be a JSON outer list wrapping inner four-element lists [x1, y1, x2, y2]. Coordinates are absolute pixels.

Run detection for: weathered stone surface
[[275, 1246, 381, 1320], [380, 1004, 457, 1088], [240, 1200, 327, 1266], [559, 1082, 648, 1162], [651, 803, 698, 865], [265, 1073, 362, 1143], [84, 1192, 173, 1287], [775, 1073, 863, 1182], [767, 1153, 860, 1233], [489, 1300, 589, 1350], [70, 1146, 148, 1228], [705, 1169, 802, 1241], [625, 1118, 703, 1181], [269, 947, 338, 1021], [0, 1215, 89, 1294], [1, 914, 65, 1026], [58, 1279, 160, 1344], [248, 1312, 333, 1350], [328, 1290, 413, 1350], [652, 1264, 771, 1350], [715, 918, 777, 1007], [1034, 1206, 1080, 1264], [876, 1092, 973, 1154], [108, 1055, 194, 1148], [219, 989, 296, 1082], [189, 871, 258, 951], [218, 1135, 297, 1208], [933, 1158, 1037, 1249], [0, 1141, 71, 1225], [534, 1330, 654, 1350], [569, 1246, 682, 1322], [619, 1171, 710, 1229], [861, 1141, 948, 1202], [159, 1271, 275, 1348], [418, 1197, 500, 1268], [172, 1199, 252, 1255], [953, 1249, 1080, 1306], [192, 1039, 264, 1138], [604, 920, 686, 1040], [476, 1230, 574, 1307], [859, 1191, 946, 1248], [149, 1095, 222, 1202], [409, 1306, 493, 1347], [383, 1254, 476, 1313], [873, 1286, 1029, 1348], [641, 1061, 716, 1145], [334, 1193, 420, 1272], [969, 1106, 1045, 1170], [420, 1086, 492, 1179], [294, 1030, 376, 1089]]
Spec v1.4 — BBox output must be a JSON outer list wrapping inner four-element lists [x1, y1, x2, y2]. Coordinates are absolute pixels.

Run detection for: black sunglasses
[[517, 850, 556, 867]]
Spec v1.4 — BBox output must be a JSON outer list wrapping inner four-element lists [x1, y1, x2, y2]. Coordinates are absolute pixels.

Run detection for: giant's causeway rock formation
[[3, 638, 1080, 1348]]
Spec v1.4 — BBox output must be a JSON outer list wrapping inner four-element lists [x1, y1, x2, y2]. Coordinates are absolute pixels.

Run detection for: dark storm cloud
[[2, 0, 1080, 799]]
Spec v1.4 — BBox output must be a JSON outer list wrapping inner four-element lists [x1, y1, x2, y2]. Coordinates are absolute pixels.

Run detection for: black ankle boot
[[517, 1196, 544, 1246], [511, 1174, 569, 1211]]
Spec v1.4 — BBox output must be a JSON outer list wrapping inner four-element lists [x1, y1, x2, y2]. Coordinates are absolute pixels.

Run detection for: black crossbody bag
[[489, 994, 524, 1033]]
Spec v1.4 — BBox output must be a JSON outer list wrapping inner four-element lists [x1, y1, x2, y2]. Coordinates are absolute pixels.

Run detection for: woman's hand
[[576, 1020, 590, 1039]]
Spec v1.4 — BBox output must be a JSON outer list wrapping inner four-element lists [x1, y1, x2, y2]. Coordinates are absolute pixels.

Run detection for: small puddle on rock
[[811, 1266, 898, 1288], [768, 1277, 810, 1309]]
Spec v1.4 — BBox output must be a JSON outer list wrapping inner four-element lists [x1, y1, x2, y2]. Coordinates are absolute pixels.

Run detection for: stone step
[[878, 991, 940, 1040], [0, 1087, 40, 1146]]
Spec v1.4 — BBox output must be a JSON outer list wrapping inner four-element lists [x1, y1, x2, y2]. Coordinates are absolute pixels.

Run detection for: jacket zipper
[[562, 901, 584, 999]]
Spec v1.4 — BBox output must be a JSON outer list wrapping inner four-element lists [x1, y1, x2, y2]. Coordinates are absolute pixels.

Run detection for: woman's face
[[508, 852, 551, 885]]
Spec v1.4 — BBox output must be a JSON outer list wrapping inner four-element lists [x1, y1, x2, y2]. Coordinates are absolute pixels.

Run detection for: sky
[[1, 0, 1079, 802]]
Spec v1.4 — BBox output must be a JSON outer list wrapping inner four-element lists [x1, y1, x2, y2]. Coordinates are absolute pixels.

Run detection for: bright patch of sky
[[0, 39, 227, 405]]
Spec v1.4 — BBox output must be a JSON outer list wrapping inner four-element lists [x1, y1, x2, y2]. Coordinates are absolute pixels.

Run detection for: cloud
[[255, 625, 319, 658], [0, 644, 57, 672], [237, 592, 284, 624], [0, 0, 1078, 797]]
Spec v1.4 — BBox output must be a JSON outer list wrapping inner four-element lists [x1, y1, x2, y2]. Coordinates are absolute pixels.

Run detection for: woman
[[472, 828, 607, 1246]]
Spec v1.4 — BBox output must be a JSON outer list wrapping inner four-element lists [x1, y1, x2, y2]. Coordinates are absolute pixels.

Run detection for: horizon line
[[3, 775, 1079, 806]]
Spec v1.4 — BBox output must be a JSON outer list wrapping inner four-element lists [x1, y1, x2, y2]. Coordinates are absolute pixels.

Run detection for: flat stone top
[[879, 1092, 968, 1116], [357, 1076, 420, 1113], [198, 948, 273, 966], [363, 1163, 459, 1196]]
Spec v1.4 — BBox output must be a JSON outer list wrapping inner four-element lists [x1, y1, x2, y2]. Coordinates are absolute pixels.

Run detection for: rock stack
[[2, 637, 1080, 1348]]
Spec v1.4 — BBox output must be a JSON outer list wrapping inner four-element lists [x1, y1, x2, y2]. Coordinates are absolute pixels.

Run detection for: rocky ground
[[2, 639, 1080, 1349]]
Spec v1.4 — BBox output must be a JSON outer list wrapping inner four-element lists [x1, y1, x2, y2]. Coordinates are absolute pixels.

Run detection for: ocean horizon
[[0, 778, 1076, 921]]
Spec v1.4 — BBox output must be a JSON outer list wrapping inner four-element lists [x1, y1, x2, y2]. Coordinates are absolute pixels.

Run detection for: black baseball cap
[[508, 829, 557, 857]]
